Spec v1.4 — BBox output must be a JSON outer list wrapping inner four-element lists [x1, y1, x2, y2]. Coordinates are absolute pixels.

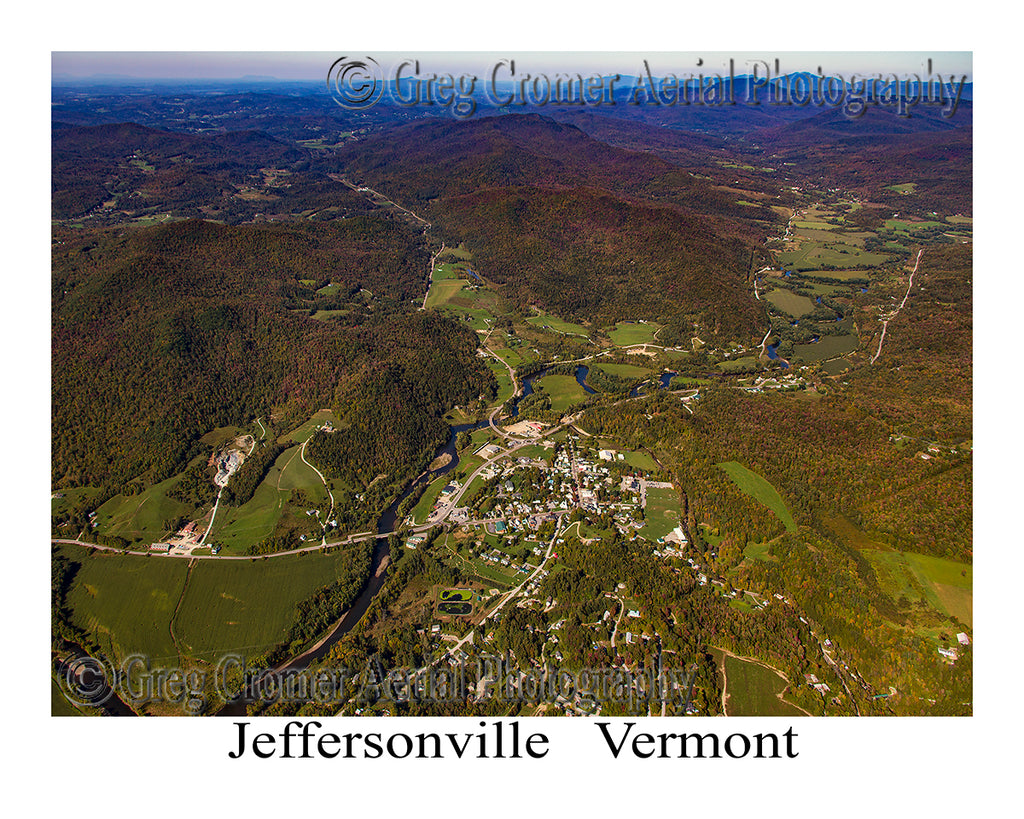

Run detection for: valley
[[51, 75, 972, 718]]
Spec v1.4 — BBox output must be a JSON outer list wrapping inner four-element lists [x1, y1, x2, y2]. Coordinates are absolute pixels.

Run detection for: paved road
[[53, 420, 570, 560]]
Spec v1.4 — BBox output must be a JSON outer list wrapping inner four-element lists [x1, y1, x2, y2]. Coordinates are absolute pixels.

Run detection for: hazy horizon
[[52, 51, 973, 83]]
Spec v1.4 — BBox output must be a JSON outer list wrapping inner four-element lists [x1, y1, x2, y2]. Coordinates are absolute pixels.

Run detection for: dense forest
[[52, 218, 491, 495]]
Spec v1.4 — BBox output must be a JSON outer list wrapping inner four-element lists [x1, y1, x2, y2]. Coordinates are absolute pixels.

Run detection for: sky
[[52, 51, 973, 82]]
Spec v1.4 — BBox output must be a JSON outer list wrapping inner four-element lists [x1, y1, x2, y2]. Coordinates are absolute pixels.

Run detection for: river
[[217, 358, 674, 713], [217, 417, 488, 715]]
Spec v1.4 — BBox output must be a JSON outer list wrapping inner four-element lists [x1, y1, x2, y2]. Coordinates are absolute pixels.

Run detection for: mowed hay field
[[60, 543, 189, 664], [526, 314, 589, 336], [212, 444, 329, 553], [593, 362, 652, 379], [92, 473, 195, 545], [863, 549, 973, 627], [608, 321, 662, 346], [173, 545, 370, 660], [57, 542, 374, 665], [718, 651, 807, 716], [533, 374, 589, 413], [792, 334, 860, 363], [718, 461, 797, 533], [765, 288, 816, 317]]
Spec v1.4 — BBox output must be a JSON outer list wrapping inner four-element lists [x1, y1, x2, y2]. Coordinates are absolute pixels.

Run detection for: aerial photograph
[[50, 50, 973, 720]]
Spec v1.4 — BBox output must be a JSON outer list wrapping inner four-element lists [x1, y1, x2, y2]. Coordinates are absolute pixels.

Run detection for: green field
[[60, 544, 189, 663], [621, 451, 659, 472], [719, 356, 758, 372], [862, 549, 972, 626], [52, 486, 104, 520], [608, 321, 662, 346], [311, 309, 351, 321], [410, 475, 451, 525], [526, 314, 589, 337], [793, 227, 868, 248], [793, 334, 860, 363], [172, 546, 368, 660], [58, 541, 372, 666], [283, 410, 340, 444], [437, 244, 473, 261], [719, 652, 806, 716], [884, 219, 946, 233], [485, 359, 515, 404], [765, 288, 816, 317], [93, 474, 195, 544], [432, 263, 463, 280], [718, 461, 796, 533], [797, 269, 872, 282], [52, 677, 88, 716], [593, 362, 652, 379], [886, 182, 918, 194], [820, 358, 853, 376], [777, 242, 890, 272], [443, 303, 494, 331], [742, 541, 775, 562], [639, 486, 681, 541], [532, 374, 590, 413], [212, 445, 327, 552], [425, 278, 467, 309]]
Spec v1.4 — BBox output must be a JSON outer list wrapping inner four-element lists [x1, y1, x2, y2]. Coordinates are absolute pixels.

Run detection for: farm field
[[172, 545, 369, 660], [862, 549, 972, 627], [51, 677, 86, 716], [432, 262, 464, 280], [719, 356, 758, 372], [820, 358, 853, 376], [593, 362, 652, 379], [742, 541, 775, 562], [59, 543, 189, 664], [485, 359, 515, 404], [777, 241, 890, 271], [52, 486, 105, 520], [311, 309, 351, 321], [765, 288, 816, 317], [526, 313, 589, 337], [211, 444, 329, 552], [424, 278, 466, 309], [608, 321, 662, 346], [796, 269, 871, 282], [792, 334, 860, 363], [532, 374, 590, 413], [442, 302, 494, 331], [718, 651, 807, 716], [92, 473, 194, 545], [718, 461, 796, 533]]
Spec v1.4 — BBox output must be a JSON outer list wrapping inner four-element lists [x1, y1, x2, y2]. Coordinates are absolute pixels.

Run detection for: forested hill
[[328, 113, 772, 224], [437, 185, 763, 338], [52, 219, 491, 492], [51, 121, 308, 219], [326, 114, 769, 340]]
